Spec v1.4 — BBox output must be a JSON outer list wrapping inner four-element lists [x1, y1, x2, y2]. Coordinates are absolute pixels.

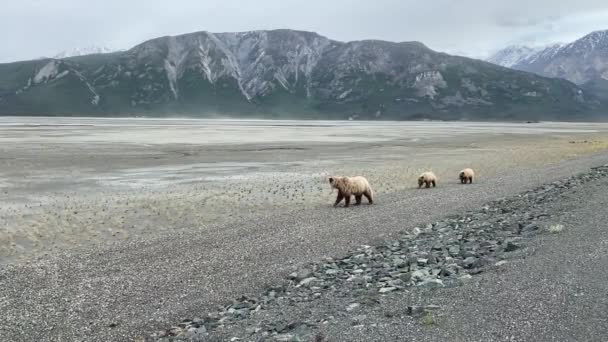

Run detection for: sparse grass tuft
[[546, 224, 564, 234], [422, 312, 436, 326]]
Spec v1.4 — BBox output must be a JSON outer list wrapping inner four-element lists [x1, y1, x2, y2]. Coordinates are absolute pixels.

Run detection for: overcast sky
[[2, 0, 608, 63]]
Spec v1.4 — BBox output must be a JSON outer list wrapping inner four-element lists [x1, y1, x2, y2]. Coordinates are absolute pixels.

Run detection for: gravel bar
[[149, 164, 608, 342]]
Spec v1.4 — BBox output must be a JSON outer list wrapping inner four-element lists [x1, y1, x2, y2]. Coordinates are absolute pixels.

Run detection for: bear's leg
[[355, 194, 362, 205], [431, 180, 436, 187], [461, 177, 465, 184], [425, 181, 430, 188], [364, 190, 373, 204], [334, 192, 344, 207], [469, 177, 473, 184], [344, 195, 351, 208]]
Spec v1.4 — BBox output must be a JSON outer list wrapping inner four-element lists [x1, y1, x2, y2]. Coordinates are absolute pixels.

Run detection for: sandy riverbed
[[1, 118, 608, 263]]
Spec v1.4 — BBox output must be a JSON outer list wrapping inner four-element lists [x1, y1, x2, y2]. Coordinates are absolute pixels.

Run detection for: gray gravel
[[1, 153, 608, 342], [153, 163, 608, 342]]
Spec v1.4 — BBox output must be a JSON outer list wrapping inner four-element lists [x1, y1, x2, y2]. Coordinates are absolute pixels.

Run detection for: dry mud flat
[[1, 119, 608, 264]]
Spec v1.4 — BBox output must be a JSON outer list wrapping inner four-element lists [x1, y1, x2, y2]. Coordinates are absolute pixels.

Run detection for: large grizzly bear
[[459, 168, 475, 184], [329, 176, 374, 207], [418, 171, 437, 188]]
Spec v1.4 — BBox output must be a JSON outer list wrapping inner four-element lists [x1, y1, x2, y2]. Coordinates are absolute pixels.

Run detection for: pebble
[[346, 303, 360, 311], [418, 279, 444, 288], [298, 277, 317, 287], [379, 286, 397, 294], [504, 241, 521, 252]]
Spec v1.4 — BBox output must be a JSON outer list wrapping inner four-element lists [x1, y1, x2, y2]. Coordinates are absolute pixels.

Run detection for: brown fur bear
[[418, 171, 437, 188], [459, 168, 475, 184], [329, 176, 374, 207]]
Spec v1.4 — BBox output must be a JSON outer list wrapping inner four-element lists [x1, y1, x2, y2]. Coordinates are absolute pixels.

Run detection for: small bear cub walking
[[459, 168, 475, 184], [329, 176, 374, 208], [418, 171, 437, 188]]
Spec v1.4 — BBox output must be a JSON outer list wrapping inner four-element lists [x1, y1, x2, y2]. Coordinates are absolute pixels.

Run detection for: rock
[[392, 258, 406, 268], [346, 303, 360, 311], [480, 240, 497, 248], [411, 269, 430, 281], [298, 277, 317, 287], [504, 241, 521, 252], [234, 308, 250, 317], [358, 295, 380, 305], [417, 279, 444, 288], [168, 326, 182, 336], [462, 250, 478, 258], [379, 287, 397, 294], [459, 274, 473, 282], [273, 321, 289, 333], [521, 223, 540, 236], [294, 269, 313, 281], [232, 301, 253, 310], [448, 245, 460, 256], [289, 322, 313, 340], [399, 272, 412, 282], [407, 306, 426, 316], [352, 315, 367, 323], [438, 267, 452, 277], [462, 256, 480, 269], [191, 326, 207, 339], [275, 334, 295, 341], [388, 279, 404, 288], [495, 260, 508, 266]]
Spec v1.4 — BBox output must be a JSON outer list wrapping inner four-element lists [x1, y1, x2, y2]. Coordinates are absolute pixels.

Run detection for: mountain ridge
[[487, 30, 608, 86], [0, 29, 603, 120]]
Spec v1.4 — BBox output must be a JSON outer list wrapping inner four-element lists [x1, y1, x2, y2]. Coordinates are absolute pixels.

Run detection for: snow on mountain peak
[[488, 29, 608, 85], [486, 45, 540, 68], [487, 43, 566, 68], [567, 30, 608, 52], [53, 46, 115, 59]]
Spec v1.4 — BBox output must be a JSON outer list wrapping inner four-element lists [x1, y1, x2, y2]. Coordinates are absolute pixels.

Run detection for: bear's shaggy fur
[[329, 176, 374, 207], [418, 171, 437, 188], [459, 168, 475, 184]]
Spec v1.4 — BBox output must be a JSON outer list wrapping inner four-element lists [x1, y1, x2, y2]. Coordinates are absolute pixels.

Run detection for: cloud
[[495, 15, 560, 28], [0, 0, 607, 62]]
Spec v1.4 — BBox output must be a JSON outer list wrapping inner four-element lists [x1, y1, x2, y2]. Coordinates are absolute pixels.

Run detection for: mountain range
[[0, 29, 604, 120], [488, 30, 608, 103]]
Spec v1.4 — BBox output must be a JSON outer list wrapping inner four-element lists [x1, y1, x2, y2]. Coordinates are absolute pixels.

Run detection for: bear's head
[[329, 176, 345, 189]]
